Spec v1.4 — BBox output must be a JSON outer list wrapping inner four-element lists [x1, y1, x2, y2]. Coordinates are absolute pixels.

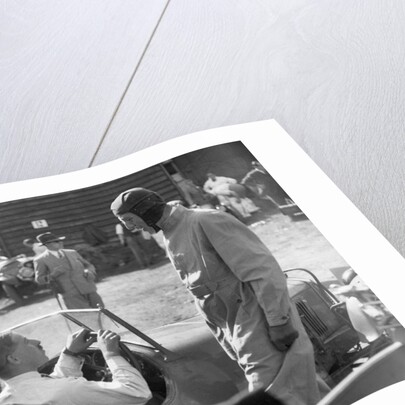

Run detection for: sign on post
[[31, 220, 49, 229]]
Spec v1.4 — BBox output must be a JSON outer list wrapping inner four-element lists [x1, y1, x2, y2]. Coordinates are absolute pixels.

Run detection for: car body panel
[[146, 318, 246, 390]]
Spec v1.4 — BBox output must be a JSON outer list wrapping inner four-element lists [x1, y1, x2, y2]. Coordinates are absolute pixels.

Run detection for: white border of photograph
[[1, 119, 404, 404]]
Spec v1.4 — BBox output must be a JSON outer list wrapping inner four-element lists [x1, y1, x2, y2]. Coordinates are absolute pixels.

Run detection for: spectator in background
[[34, 232, 104, 309], [203, 173, 259, 219], [22, 238, 47, 257], [176, 178, 215, 208], [115, 224, 165, 268], [241, 161, 292, 207], [81, 224, 109, 247]]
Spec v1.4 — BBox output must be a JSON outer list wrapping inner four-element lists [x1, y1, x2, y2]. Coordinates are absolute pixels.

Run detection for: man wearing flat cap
[[34, 232, 104, 309], [110, 188, 323, 405]]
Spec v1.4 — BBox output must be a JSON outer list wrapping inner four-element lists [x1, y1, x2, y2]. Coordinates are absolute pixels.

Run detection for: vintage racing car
[[287, 268, 405, 405], [1, 268, 405, 405], [0, 255, 39, 305]]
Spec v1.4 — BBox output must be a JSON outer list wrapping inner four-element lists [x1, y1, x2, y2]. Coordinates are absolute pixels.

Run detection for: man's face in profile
[[10, 333, 49, 369], [118, 212, 156, 234]]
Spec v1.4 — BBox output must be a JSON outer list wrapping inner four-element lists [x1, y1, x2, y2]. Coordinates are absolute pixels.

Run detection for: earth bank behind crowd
[[0, 213, 348, 332]]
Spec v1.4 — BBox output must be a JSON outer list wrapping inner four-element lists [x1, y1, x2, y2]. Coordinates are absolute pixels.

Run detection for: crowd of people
[[175, 162, 290, 223], [0, 163, 327, 405]]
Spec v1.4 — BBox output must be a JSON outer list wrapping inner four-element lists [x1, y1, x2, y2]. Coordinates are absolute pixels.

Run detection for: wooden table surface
[[1, 1, 405, 257]]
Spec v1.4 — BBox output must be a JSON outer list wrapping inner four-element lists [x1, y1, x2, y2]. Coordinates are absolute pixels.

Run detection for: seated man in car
[[0, 328, 152, 405]]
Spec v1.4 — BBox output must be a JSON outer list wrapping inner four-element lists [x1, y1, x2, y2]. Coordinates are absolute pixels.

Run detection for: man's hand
[[65, 329, 97, 354], [98, 330, 121, 360], [269, 319, 299, 352]]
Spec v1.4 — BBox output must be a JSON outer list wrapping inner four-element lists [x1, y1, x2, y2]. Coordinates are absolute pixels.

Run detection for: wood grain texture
[[0, 0, 168, 181], [93, 0, 405, 256]]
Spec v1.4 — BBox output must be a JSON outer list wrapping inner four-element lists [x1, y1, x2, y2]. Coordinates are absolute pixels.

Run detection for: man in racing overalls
[[111, 188, 322, 405]]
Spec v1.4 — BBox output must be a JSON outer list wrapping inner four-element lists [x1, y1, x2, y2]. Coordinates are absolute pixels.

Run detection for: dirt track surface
[[0, 213, 348, 332]]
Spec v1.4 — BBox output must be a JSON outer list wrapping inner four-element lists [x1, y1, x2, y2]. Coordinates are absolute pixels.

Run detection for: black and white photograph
[[1, 130, 405, 405], [2, 2, 405, 404]]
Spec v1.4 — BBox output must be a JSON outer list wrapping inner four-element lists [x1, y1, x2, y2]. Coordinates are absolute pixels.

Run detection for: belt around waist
[[188, 278, 236, 299]]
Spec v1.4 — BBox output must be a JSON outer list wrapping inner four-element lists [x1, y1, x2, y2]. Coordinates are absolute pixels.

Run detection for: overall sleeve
[[115, 224, 126, 244], [200, 213, 291, 326], [52, 354, 152, 405]]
